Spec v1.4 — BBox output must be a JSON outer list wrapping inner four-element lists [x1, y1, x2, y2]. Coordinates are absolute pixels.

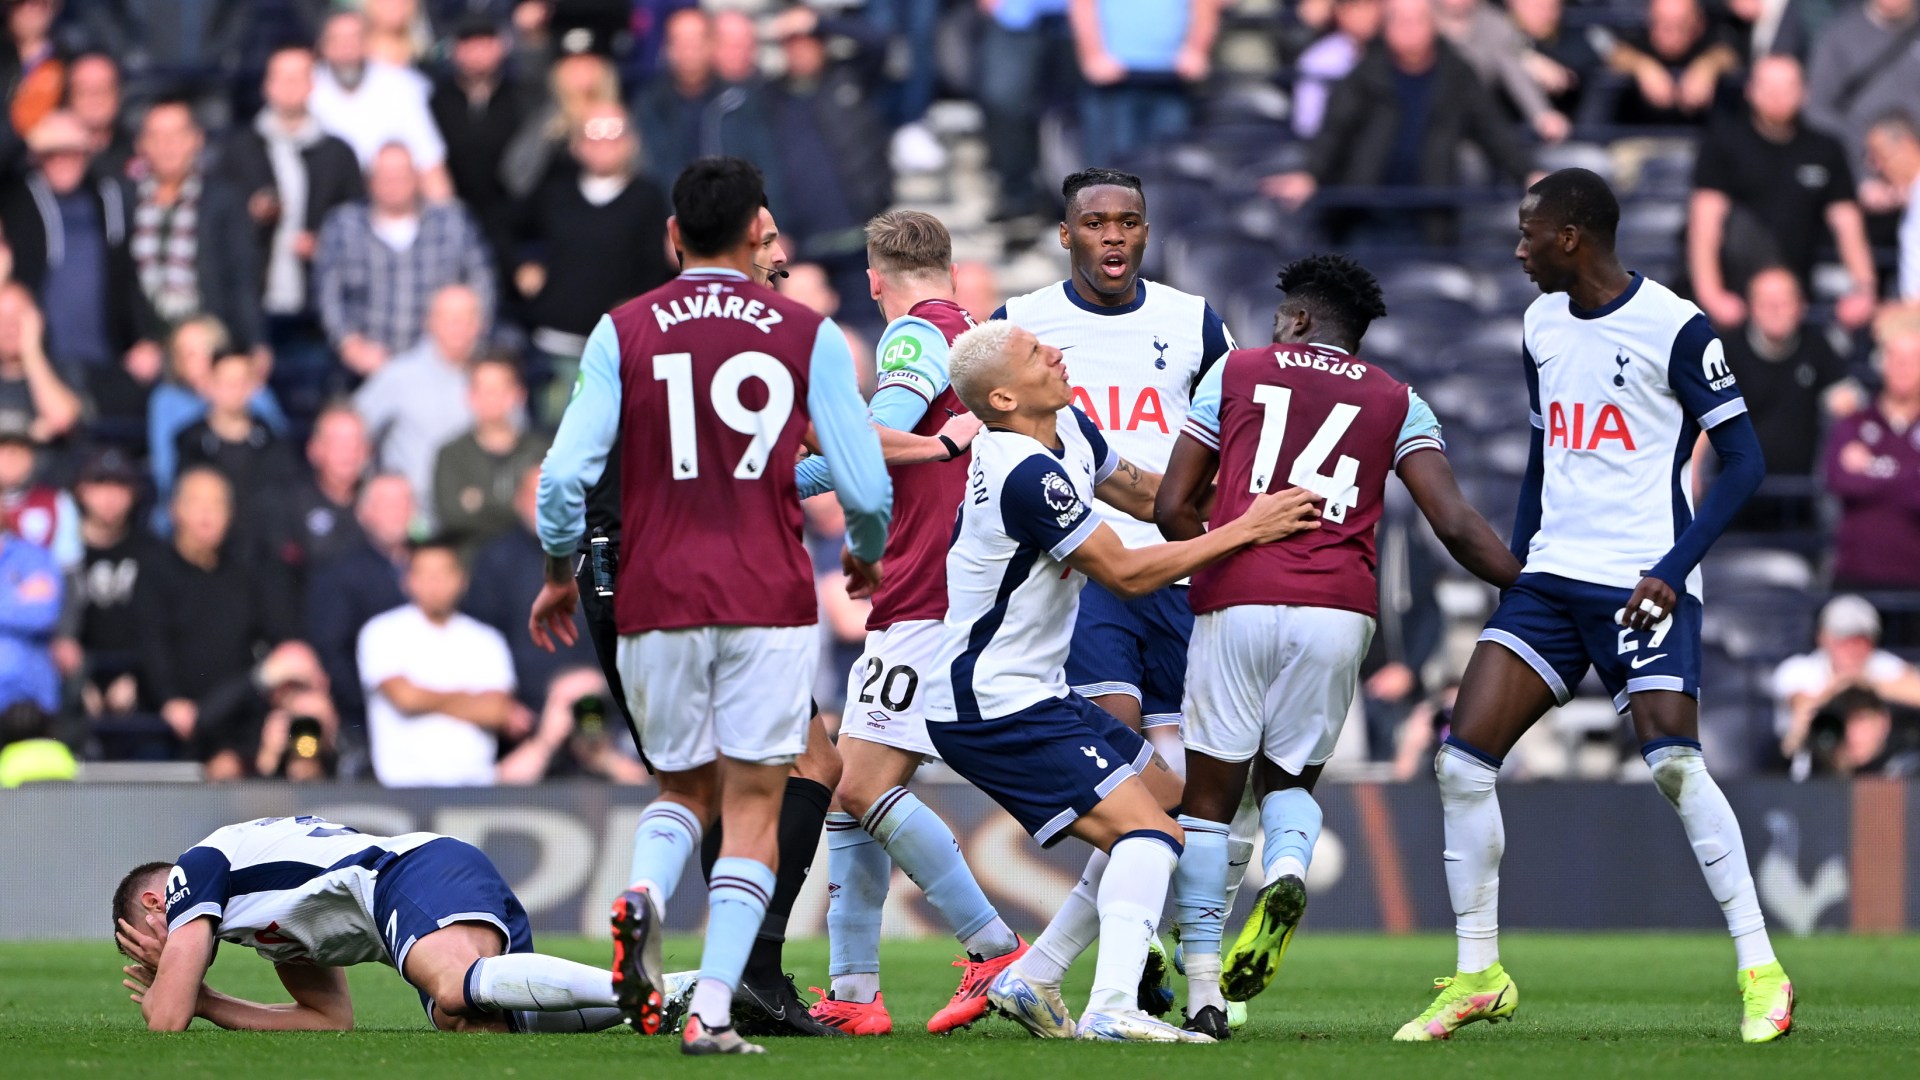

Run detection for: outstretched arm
[[1397, 449, 1522, 589], [1066, 489, 1319, 600], [1093, 456, 1162, 522]]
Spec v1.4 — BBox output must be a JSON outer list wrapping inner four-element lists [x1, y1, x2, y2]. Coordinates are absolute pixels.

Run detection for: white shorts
[[1182, 605, 1375, 774], [616, 624, 817, 773], [839, 620, 941, 759]]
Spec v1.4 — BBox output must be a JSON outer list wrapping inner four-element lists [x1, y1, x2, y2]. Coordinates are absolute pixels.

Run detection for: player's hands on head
[[1239, 486, 1321, 544], [937, 410, 984, 456], [116, 911, 168, 969], [528, 579, 581, 653], [842, 548, 883, 600], [1617, 576, 1678, 633]]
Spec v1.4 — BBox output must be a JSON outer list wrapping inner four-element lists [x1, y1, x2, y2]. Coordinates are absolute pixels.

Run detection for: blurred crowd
[[0, 0, 1916, 786]]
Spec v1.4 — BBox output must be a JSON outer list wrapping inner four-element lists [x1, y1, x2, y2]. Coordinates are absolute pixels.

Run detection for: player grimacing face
[[1061, 186, 1148, 303], [995, 327, 1074, 417]]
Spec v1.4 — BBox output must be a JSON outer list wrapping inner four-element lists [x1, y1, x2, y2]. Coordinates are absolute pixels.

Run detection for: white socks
[[1435, 738, 1504, 974], [1019, 849, 1106, 985], [1087, 833, 1180, 1014], [1645, 740, 1775, 969], [464, 954, 624, 1032]]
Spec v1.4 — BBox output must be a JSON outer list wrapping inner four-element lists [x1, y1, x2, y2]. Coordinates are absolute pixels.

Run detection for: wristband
[[937, 434, 961, 461]]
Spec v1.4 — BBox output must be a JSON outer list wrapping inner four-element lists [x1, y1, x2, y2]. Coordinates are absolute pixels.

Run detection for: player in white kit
[[993, 167, 1249, 1015], [113, 816, 625, 1033], [1394, 169, 1793, 1044]]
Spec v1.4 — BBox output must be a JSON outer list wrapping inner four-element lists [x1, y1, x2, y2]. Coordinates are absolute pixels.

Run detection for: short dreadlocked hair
[[1276, 254, 1389, 341], [1061, 168, 1144, 215]]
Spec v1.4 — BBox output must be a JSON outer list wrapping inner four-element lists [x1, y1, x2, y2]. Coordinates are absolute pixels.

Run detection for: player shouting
[[795, 211, 1025, 1036], [533, 157, 892, 1055], [994, 167, 1250, 1014], [1155, 255, 1522, 1038], [1394, 169, 1792, 1043], [113, 816, 624, 1033], [929, 320, 1319, 1043]]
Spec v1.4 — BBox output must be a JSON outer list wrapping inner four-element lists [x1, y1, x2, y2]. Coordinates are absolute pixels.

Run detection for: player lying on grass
[[1155, 254, 1523, 1039], [113, 816, 625, 1033], [927, 320, 1320, 1043]]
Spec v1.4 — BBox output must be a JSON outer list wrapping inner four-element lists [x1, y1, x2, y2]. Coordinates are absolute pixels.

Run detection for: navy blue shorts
[[1065, 581, 1194, 727], [374, 837, 534, 1009], [1480, 572, 1702, 714], [929, 693, 1154, 847]]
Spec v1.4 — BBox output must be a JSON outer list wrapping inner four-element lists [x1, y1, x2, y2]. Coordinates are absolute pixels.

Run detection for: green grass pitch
[[4, 933, 1916, 1077]]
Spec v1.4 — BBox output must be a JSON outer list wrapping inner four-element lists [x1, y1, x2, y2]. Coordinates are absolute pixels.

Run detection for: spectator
[[357, 537, 526, 787], [769, 9, 894, 310], [1507, 0, 1603, 122], [130, 99, 263, 354], [0, 702, 76, 787], [1069, 0, 1220, 165], [0, 283, 82, 443], [213, 45, 367, 416], [500, 52, 621, 202], [1263, 0, 1533, 245], [353, 283, 483, 515], [631, 8, 784, 207], [534, 671, 648, 783], [1687, 55, 1876, 329], [953, 259, 1003, 324], [1795, 687, 1920, 777], [310, 9, 453, 199], [1434, 0, 1571, 143], [130, 466, 299, 778], [305, 472, 411, 737], [173, 351, 300, 525], [247, 640, 340, 781], [0, 518, 61, 715], [1804, 0, 1920, 175], [780, 262, 873, 387], [976, 0, 1072, 221], [1718, 0, 1811, 62], [432, 355, 545, 552], [3, 0, 63, 140], [1605, 0, 1741, 127], [1294, 0, 1383, 140], [261, 402, 370, 580], [145, 315, 288, 525], [1773, 595, 1920, 761], [865, 0, 945, 173], [0, 407, 76, 569], [1706, 268, 1854, 527], [1864, 111, 1920, 302], [1824, 319, 1920, 588], [429, 15, 535, 288], [513, 101, 670, 418], [316, 143, 495, 378], [64, 51, 132, 179], [0, 520, 59, 726], [463, 463, 593, 711], [0, 112, 161, 390], [72, 445, 157, 716], [365, 0, 432, 67]]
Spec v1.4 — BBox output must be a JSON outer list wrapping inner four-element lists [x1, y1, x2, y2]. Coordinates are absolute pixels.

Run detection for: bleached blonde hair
[[947, 321, 1022, 417]]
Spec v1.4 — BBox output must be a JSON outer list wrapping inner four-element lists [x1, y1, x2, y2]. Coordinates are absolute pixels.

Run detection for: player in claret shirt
[[1392, 168, 1791, 1044], [1155, 254, 1521, 1039]]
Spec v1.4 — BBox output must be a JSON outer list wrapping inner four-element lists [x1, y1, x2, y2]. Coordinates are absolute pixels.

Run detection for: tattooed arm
[[1093, 456, 1163, 522]]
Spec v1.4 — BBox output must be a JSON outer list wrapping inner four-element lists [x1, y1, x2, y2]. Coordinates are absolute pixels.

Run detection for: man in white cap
[[1772, 595, 1920, 763]]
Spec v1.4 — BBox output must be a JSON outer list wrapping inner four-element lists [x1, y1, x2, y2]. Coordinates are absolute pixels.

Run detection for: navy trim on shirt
[[1567, 272, 1643, 321], [1060, 278, 1148, 316]]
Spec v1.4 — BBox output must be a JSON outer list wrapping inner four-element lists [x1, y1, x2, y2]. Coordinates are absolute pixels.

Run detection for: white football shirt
[[359, 604, 516, 787], [927, 407, 1120, 721], [165, 816, 443, 967], [1520, 274, 1748, 597], [996, 279, 1233, 549]]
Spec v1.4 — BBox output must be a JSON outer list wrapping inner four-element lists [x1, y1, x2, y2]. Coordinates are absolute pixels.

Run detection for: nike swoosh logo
[[1629, 653, 1668, 669], [1443, 855, 1462, 862], [1534, 354, 1556, 367], [1228, 860, 1250, 869], [1705, 852, 1729, 866]]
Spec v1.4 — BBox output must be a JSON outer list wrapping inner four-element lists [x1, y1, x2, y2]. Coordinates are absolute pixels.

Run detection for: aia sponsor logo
[[1071, 386, 1167, 432], [1547, 402, 1636, 451]]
